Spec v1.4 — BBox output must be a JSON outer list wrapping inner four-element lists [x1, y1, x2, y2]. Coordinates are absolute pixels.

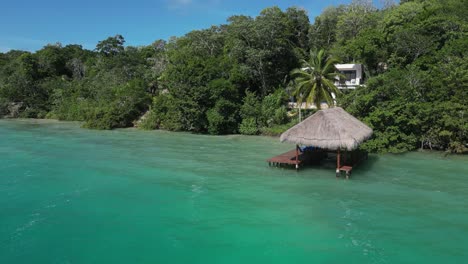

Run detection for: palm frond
[[290, 48, 341, 110]]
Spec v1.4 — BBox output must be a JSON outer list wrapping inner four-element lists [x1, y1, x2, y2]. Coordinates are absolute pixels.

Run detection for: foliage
[[237, 89, 290, 135], [137, 111, 159, 130], [142, 94, 181, 131], [309, 6, 345, 51], [261, 120, 299, 136], [0, 97, 9, 116], [96, 35, 125, 56], [0, 1, 466, 153], [207, 99, 239, 135], [238, 91, 261, 135], [290, 49, 342, 108], [82, 79, 150, 129], [259, 89, 289, 127], [239, 118, 259, 135], [331, 0, 467, 153]]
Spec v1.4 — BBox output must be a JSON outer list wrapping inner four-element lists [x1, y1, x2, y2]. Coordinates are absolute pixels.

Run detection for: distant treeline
[[0, 0, 466, 153]]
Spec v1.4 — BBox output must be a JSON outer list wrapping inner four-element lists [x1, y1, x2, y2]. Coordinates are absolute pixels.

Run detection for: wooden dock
[[338, 165, 353, 179], [267, 149, 302, 168], [267, 148, 327, 169], [267, 148, 367, 178]]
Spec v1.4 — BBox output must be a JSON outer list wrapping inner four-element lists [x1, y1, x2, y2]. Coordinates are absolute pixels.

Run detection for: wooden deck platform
[[338, 165, 353, 179], [267, 149, 327, 169], [267, 149, 301, 168], [267, 148, 367, 179]]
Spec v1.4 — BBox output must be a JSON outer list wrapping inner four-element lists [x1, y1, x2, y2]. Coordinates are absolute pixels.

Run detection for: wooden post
[[295, 145, 299, 169], [336, 149, 341, 177], [343, 149, 347, 166]]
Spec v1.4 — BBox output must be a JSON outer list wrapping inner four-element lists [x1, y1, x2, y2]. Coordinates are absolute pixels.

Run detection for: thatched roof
[[280, 107, 373, 150]]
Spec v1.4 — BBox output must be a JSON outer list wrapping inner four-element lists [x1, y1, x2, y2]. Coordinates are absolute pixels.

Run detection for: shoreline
[[1, 117, 466, 156]]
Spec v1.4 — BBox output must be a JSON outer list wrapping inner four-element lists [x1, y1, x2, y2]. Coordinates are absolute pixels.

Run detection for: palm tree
[[291, 49, 343, 115]]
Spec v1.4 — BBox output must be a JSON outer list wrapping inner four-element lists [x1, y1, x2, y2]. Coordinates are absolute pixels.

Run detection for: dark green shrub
[[138, 111, 158, 130], [273, 106, 288, 125], [260, 89, 289, 127], [0, 98, 9, 117], [261, 120, 298, 136], [239, 117, 259, 135], [149, 94, 184, 131], [206, 99, 239, 135]]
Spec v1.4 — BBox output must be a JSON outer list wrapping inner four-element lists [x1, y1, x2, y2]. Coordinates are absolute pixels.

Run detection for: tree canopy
[[0, 0, 466, 153]]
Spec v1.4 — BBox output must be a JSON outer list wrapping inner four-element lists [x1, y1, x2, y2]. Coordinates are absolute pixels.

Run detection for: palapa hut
[[270, 107, 373, 178]]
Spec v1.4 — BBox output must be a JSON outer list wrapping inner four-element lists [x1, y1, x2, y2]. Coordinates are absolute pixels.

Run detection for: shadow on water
[[267, 152, 381, 181], [345, 154, 380, 181], [356, 154, 380, 170]]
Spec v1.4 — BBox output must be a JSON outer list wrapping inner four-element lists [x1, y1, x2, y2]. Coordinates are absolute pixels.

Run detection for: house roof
[[335, 64, 361, 70], [280, 107, 373, 150]]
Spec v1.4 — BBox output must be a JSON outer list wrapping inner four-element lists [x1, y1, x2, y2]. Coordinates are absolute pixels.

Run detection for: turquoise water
[[1, 119, 468, 264]]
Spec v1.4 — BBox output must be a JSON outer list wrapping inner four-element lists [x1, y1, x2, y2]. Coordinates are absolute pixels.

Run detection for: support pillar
[[336, 149, 341, 177], [343, 150, 347, 166], [295, 145, 299, 170]]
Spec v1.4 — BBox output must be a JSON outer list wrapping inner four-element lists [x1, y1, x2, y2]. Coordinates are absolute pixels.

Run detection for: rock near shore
[[0, 102, 24, 118]]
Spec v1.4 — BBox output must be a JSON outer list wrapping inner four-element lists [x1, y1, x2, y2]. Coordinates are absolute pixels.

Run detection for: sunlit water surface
[[1, 119, 467, 263]]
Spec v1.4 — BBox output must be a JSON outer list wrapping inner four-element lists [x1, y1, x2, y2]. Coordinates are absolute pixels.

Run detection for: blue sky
[[0, 0, 382, 52]]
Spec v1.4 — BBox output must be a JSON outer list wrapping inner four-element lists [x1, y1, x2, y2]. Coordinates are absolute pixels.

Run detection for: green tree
[[309, 6, 346, 51], [207, 99, 239, 135], [35, 43, 67, 77], [290, 49, 342, 109], [335, 0, 377, 44], [226, 7, 302, 96], [96, 35, 125, 56], [239, 90, 261, 135]]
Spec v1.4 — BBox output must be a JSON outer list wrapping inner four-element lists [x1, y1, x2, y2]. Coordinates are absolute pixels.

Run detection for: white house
[[334, 64, 364, 89]]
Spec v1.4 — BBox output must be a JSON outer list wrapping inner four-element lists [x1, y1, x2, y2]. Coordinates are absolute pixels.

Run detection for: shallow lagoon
[[1, 119, 467, 263]]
